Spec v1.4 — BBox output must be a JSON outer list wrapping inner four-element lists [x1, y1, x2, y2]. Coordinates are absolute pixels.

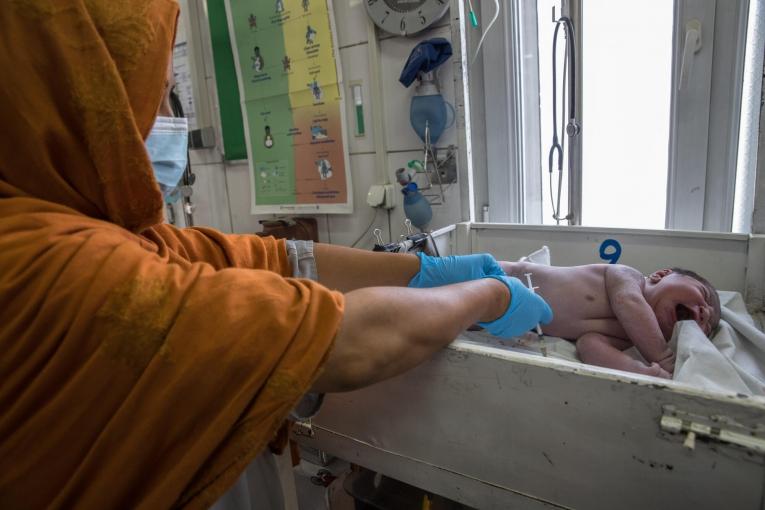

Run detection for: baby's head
[[643, 267, 721, 340]]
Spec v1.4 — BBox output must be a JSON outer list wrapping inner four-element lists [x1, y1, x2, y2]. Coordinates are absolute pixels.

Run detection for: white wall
[[180, 0, 465, 248]]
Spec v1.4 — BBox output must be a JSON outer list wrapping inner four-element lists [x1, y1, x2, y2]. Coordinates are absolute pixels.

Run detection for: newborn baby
[[499, 262, 721, 378]]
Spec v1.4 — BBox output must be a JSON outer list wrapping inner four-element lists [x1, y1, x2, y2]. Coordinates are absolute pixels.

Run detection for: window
[[582, 1, 672, 229], [480, 0, 761, 232]]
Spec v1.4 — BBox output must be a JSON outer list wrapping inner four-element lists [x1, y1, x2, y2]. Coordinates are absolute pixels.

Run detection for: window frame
[[481, 0, 543, 224]]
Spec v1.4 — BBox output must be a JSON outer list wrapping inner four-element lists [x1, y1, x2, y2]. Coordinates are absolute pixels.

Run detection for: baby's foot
[[642, 362, 672, 379]]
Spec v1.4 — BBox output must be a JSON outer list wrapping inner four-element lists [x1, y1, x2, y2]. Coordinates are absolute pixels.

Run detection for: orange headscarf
[[0, 1, 344, 508]]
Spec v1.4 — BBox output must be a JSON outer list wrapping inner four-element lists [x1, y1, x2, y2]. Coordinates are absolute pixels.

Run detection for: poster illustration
[[225, 0, 352, 213]]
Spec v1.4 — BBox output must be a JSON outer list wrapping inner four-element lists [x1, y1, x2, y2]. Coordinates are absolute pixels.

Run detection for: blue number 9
[[599, 239, 622, 264]]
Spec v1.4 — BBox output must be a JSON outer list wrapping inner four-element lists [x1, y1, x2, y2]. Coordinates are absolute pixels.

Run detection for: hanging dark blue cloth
[[398, 38, 453, 87]]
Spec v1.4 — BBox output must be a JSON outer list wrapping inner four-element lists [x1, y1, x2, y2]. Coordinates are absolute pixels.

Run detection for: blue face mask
[[145, 116, 188, 200]]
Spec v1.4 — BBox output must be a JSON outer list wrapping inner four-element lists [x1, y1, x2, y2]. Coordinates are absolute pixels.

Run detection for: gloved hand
[[478, 275, 553, 338], [408, 252, 504, 288]]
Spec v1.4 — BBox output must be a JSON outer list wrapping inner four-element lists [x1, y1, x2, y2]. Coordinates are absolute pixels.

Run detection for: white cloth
[[211, 453, 285, 510], [670, 291, 765, 396]]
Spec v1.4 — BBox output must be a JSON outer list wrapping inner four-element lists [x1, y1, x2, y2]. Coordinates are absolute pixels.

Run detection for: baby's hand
[[647, 362, 673, 379], [657, 351, 676, 375]]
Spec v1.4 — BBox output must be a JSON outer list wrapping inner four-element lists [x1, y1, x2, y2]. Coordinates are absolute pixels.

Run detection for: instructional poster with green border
[[225, 0, 352, 214]]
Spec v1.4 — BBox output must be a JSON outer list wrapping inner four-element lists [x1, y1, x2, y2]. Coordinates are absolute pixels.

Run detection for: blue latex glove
[[478, 275, 553, 338], [408, 252, 504, 288]]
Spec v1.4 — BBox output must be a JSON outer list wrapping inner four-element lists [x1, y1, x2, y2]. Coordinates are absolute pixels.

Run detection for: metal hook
[[404, 218, 414, 235]]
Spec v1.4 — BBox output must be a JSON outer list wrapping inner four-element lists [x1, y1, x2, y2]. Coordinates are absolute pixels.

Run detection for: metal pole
[[565, 0, 583, 225]]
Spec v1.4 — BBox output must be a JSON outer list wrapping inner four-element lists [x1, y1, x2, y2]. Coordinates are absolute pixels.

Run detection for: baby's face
[[649, 273, 718, 339]]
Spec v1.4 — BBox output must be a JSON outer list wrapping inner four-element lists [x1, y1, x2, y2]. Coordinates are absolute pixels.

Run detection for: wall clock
[[364, 0, 450, 36]]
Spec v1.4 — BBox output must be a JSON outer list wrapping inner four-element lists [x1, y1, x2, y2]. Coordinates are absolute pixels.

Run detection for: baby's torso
[[504, 262, 627, 341]]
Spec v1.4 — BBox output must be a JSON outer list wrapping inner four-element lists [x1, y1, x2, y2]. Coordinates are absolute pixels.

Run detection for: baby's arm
[[577, 332, 672, 379], [604, 265, 675, 372]]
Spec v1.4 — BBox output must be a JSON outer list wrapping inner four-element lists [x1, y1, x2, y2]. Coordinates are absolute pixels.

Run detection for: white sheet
[[670, 291, 765, 396]]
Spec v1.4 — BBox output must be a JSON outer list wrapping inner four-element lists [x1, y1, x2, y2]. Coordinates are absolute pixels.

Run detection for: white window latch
[[678, 19, 703, 91]]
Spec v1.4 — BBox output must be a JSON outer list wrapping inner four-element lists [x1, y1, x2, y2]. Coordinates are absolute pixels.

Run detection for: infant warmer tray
[[294, 223, 765, 509]]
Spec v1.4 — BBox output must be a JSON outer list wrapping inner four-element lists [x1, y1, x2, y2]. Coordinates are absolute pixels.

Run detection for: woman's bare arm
[[311, 278, 510, 392], [313, 243, 420, 293]]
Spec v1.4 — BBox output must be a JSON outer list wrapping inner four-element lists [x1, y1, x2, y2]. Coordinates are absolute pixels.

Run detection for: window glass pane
[[537, 0, 673, 228], [582, 0, 673, 228]]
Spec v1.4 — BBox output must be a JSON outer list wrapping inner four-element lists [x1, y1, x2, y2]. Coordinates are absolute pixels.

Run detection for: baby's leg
[[577, 332, 671, 379]]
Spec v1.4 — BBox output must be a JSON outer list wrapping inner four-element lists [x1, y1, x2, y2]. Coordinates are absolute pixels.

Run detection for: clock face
[[365, 0, 449, 36], [383, 0, 428, 11]]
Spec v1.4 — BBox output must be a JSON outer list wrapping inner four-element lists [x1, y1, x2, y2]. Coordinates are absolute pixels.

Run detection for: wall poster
[[225, 0, 352, 214]]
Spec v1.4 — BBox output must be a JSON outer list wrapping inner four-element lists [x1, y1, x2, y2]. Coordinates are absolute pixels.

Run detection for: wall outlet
[[366, 185, 386, 207], [383, 184, 395, 209], [366, 184, 396, 209]]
